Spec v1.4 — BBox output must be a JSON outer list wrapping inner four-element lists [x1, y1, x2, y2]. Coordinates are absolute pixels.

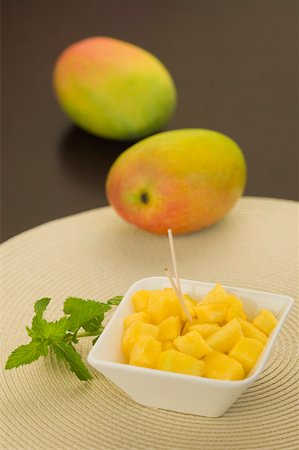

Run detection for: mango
[[203, 351, 245, 380], [161, 341, 176, 351], [252, 309, 278, 336], [122, 322, 159, 357], [195, 303, 227, 323], [225, 296, 245, 322], [53, 37, 176, 140], [174, 331, 211, 359], [200, 283, 229, 305], [206, 319, 243, 353], [121, 285, 276, 381], [123, 311, 150, 329], [157, 350, 204, 376], [181, 319, 202, 335], [132, 290, 150, 312], [147, 289, 181, 324], [106, 129, 246, 234], [189, 323, 220, 338], [229, 337, 264, 374], [181, 295, 197, 320], [129, 336, 161, 369], [236, 317, 268, 345], [158, 316, 181, 341]]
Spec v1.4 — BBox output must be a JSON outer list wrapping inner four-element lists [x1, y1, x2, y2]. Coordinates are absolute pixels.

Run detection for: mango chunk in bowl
[[88, 277, 293, 417]]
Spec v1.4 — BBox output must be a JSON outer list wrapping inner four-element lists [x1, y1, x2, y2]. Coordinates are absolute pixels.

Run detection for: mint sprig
[[5, 295, 123, 380]]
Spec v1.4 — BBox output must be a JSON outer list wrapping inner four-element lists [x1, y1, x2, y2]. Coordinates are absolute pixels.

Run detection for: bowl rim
[[88, 276, 294, 387]]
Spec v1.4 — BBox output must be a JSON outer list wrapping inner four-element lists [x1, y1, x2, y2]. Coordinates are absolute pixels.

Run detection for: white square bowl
[[88, 277, 293, 417]]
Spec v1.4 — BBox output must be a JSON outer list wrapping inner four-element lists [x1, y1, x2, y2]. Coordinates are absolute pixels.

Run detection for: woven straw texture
[[1, 197, 298, 450]]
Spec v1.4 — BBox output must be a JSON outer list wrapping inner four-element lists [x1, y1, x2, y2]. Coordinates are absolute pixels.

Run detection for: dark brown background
[[2, 0, 298, 242]]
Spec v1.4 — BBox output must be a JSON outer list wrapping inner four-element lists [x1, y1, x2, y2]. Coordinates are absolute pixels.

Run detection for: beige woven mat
[[1, 197, 298, 450]]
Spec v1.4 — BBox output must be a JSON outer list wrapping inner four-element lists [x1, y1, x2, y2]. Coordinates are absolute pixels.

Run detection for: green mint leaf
[[63, 297, 111, 333], [82, 315, 105, 333], [28, 316, 68, 344], [5, 341, 48, 369], [46, 318, 68, 343], [27, 302, 51, 339], [29, 315, 49, 339], [107, 296, 123, 306], [53, 342, 92, 381], [34, 298, 51, 317]]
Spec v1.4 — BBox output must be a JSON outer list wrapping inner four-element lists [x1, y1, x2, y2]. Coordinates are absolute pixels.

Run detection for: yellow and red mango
[[53, 37, 176, 140], [106, 129, 246, 234]]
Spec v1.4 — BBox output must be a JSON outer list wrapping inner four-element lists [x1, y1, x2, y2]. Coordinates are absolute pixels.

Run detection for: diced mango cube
[[236, 317, 268, 344], [129, 335, 162, 369], [122, 321, 159, 357], [161, 290, 196, 320], [132, 290, 150, 312], [174, 331, 211, 359], [162, 340, 176, 351], [189, 323, 220, 338], [185, 294, 199, 306], [158, 315, 181, 341], [203, 351, 245, 380], [226, 294, 240, 305], [157, 350, 204, 376], [123, 311, 150, 329], [181, 295, 197, 320], [163, 288, 176, 297], [195, 303, 227, 323], [200, 283, 229, 305], [181, 319, 202, 335], [199, 286, 247, 322], [163, 288, 182, 305], [225, 295, 244, 322], [252, 309, 277, 336], [229, 337, 264, 373], [206, 319, 243, 353], [238, 311, 248, 320], [148, 289, 181, 324]]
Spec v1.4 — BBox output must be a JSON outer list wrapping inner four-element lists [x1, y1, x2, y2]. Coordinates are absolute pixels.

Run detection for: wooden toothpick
[[166, 229, 192, 321], [164, 268, 191, 321]]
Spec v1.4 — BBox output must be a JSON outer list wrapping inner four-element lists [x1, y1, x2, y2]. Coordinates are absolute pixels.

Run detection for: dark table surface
[[2, 0, 298, 242]]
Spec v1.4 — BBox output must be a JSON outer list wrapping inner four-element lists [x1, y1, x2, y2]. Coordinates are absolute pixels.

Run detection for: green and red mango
[[53, 37, 176, 140]]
